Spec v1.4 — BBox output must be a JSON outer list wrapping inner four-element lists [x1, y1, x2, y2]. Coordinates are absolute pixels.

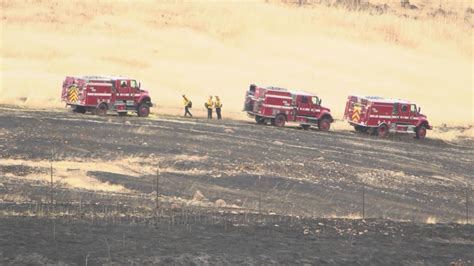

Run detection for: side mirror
[[418, 107, 421, 113], [319, 99, 322, 105], [138, 82, 141, 89]]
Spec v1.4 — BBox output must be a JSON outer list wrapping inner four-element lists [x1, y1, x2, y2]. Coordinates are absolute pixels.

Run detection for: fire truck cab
[[61, 76, 153, 117], [244, 84, 333, 131], [343, 95, 431, 139]]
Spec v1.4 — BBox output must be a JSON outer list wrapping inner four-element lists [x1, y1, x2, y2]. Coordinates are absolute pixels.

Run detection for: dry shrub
[[215, 199, 227, 207], [192, 190, 206, 202]]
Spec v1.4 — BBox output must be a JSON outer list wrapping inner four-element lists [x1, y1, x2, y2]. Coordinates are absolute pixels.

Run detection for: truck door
[[296, 95, 311, 117], [409, 104, 418, 122], [399, 103, 411, 125], [311, 96, 320, 117], [116, 80, 131, 103], [130, 80, 140, 105]]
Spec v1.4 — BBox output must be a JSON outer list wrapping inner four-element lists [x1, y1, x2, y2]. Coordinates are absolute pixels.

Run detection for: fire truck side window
[[410, 104, 417, 113], [392, 103, 399, 114], [130, 80, 137, 88], [120, 81, 127, 87], [301, 96, 308, 104], [312, 96, 319, 105], [401, 104, 408, 112]]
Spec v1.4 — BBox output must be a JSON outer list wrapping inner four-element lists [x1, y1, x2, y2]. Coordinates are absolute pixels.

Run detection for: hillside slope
[[0, 0, 472, 124]]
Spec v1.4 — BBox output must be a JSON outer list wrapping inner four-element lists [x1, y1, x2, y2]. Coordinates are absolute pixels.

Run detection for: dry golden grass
[[0, 0, 472, 125], [0, 158, 132, 193], [326, 212, 363, 219], [425, 216, 438, 224]]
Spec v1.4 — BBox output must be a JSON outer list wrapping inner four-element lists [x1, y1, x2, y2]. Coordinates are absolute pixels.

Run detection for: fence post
[[362, 182, 365, 219], [155, 167, 160, 218], [50, 161, 54, 206], [466, 185, 470, 224], [49, 148, 55, 238], [259, 175, 262, 214]]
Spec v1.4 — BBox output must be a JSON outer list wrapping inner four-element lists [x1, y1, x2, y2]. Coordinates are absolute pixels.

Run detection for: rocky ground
[[0, 105, 473, 265]]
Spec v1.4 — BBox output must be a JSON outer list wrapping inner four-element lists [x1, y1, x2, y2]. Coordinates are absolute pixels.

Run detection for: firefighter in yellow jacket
[[182, 95, 192, 117], [215, 96, 222, 120], [205, 96, 213, 119]]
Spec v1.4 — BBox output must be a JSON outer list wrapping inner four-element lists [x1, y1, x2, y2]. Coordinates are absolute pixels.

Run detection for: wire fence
[[1, 162, 470, 226]]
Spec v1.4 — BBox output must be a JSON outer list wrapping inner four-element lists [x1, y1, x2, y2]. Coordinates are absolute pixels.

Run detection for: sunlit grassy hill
[[0, 0, 472, 124]]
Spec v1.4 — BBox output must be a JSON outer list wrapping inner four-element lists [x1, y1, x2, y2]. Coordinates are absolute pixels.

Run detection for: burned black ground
[[0, 105, 473, 265]]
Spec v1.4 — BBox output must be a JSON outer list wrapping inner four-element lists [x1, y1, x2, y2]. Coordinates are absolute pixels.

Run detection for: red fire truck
[[343, 95, 431, 139], [244, 84, 333, 130], [61, 76, 153, 117]]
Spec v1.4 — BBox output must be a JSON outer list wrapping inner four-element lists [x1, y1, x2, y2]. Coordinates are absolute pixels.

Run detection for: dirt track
[[0, 105, 473, 264]]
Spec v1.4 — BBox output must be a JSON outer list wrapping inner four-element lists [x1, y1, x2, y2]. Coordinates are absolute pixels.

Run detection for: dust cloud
[[1, 0, 472, 125]]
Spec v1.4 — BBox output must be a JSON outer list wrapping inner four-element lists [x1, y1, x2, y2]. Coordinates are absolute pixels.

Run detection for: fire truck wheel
[[377, 124, 389, 138], [273, 114, 286, 127], [318, 118, 331, 131], [137, 103, 150, 117], [416, 126, 427, 139], [96, 103, 108, 116]]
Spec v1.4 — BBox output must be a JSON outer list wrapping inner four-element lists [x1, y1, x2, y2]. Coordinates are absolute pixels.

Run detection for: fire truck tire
[[415, 126, 427, 139], [137, 103, 150, 117], [318, 118, 331, 131], [273, 114, 286, 127], [255, 115, 266, 125], [96, 103, 108, 116], [377, 124, 389, 138]]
